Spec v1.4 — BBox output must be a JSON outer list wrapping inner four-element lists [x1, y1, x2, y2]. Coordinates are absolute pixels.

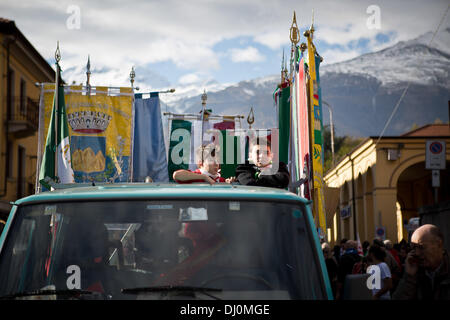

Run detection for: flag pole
[[200, 90, 207, 164], [304, 12, 315, 222], [138, 89, 176, 96], [54, 42, 61, 182], [289, 11, 300, 192], [304, 10, 327, 238]]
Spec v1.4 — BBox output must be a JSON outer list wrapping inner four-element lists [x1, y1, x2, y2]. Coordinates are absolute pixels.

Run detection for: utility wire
[[375, 4, 450, 147]]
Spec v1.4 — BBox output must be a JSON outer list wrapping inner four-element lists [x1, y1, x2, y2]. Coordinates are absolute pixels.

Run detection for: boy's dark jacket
[[235, 162, 290, 189]]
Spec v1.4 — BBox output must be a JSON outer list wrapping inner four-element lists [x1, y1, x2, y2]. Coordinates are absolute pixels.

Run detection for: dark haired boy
[[235, 139, 290, 189]]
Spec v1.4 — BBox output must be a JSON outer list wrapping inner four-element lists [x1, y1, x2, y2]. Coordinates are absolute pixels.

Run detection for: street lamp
[[323, 100, 335, 167]]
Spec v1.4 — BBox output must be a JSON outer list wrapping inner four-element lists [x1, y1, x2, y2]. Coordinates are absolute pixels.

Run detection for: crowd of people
[[321, 224, 449, 300]]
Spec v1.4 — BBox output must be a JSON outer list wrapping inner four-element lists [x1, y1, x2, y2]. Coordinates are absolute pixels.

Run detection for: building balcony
[[5, 96, 39, 139]]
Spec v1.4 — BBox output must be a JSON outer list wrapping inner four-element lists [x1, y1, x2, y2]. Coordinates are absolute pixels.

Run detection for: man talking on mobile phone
[[393, 224, 450, 300]]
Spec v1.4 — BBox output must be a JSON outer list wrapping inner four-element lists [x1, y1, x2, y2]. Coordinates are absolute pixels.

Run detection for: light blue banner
[[133, 94, 169, 182]]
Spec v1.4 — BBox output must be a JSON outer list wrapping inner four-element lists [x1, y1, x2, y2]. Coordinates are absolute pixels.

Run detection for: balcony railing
[[5, 96, 39, 138]]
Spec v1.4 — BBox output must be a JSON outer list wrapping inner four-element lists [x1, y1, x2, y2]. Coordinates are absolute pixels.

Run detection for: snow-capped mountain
[[161, 74, 280, 129], [162, 28, 450, 137], [322, 28, 450, 88]]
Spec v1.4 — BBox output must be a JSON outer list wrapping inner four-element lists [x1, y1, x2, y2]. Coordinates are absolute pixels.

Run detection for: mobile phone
[[409, 251, 421, 264]]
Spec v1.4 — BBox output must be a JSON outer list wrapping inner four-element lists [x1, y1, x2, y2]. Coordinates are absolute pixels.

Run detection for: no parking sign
[[375, 226, 386, 240], [426, 140, 446, 170]]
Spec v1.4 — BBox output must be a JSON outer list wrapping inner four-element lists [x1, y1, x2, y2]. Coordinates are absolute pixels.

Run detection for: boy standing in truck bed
[[235, 137, 290, 189]]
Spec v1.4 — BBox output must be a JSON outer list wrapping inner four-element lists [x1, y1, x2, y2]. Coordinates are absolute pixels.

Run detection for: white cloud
[[254, 31, 290, 50], [179, 73, 201, 85], [320, 49, 361, 65], [229, 46, 265, 63], [1, 0, 448, 86]]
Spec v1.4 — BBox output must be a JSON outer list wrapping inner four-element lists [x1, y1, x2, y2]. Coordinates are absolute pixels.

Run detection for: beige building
[[324, 124, 450, 246], [0, 18, 55, 219]]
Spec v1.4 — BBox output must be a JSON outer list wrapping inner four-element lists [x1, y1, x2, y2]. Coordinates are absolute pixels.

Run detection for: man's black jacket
[[393, 250, 450, 300], [235, 162, 290, 189]]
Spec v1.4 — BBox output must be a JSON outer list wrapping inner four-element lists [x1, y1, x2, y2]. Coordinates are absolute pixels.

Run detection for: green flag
[[39, 63, 74, 189], [278, 84, 290, 164], [167, 119, 192, 181], [216, 129, 239, 179]]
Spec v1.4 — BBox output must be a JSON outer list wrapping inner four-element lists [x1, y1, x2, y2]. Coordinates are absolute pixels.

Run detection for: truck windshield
[[0, 200, 325, 300]]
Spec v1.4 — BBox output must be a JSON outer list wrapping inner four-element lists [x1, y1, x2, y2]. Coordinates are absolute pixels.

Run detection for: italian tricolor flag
[[39, 63, 74, 189]]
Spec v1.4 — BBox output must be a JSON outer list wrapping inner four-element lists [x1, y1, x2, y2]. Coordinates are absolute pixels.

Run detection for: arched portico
[[324, 129, 450, 244], [339, 181, 353, 240], [396, 160, 450, 241], [355, 174, 365, 241], [364, 167, 375, 242]]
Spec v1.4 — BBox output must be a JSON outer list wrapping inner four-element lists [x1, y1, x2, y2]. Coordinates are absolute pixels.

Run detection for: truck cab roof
[[14, 183, 310, 206]]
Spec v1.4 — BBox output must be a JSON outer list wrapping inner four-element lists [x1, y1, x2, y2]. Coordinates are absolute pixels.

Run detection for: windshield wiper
[[0, 289, 105, 300], [121, 285, 222, 300]]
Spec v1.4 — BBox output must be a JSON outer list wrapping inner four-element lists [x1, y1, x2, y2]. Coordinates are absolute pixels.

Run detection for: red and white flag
[[356, 231, 364, 257]]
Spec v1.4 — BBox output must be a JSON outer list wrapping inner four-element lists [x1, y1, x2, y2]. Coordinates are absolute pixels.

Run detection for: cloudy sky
[[2, 0, 449, 95]]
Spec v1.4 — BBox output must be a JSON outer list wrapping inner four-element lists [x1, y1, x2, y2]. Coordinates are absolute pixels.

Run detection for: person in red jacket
[[155, 222, 227, 285], [173, 143, 233, 184], [384, 239, 402, 272]]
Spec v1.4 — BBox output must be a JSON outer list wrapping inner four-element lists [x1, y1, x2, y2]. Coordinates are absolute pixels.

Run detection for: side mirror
[[343, 274, 372, 300]]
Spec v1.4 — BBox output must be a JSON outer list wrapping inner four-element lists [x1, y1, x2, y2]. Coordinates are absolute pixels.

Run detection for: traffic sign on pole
[[426, 140, 446, 170], [375, 226, 386, 240], [432, 170, 440, 188]]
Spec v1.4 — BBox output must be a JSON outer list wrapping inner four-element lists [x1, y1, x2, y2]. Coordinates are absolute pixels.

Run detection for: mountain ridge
[[162, 29, 450, 137]]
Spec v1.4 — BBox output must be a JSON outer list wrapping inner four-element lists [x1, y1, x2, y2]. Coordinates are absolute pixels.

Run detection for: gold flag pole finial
[[86, 55, 91, 95], [55, 41, 61, 63], [247, 107, 254, 129], [303, 9, 315, 39], [130, 66, 136, 89], [290, 11, 300, 46], [201, 89, 207, 108], [284, 54, 289, 81], [289, 11, 300, 77], [300, 42, 307, 53]]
